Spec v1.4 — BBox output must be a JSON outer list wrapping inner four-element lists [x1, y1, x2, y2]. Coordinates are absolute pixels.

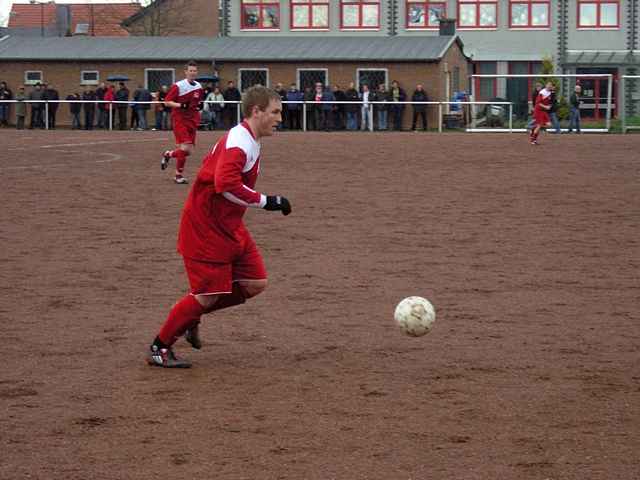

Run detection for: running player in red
[[530, 81, 553, 145], [161, 60, 204, 184], [147, 86, 291, 368]]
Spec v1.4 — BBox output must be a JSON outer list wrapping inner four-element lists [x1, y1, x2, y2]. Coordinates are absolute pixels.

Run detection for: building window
[[145, 69, 175, 92], [578, 1, 619, 28], [24, 71, 43, 85], [241, 1, 280, 29], [297, 69, 329, 91], [507, 61, 543, 118], [407, 1, 446, 29], [509, 1, 550, 28], [239, 69, 269, 92], [473, 62, 497, 100], [458, 0, 497, 28], [291, 0, 329, 29], [341, 0, 380, 29], [357, 68, 388, 91], [80, 71, 99, 85]]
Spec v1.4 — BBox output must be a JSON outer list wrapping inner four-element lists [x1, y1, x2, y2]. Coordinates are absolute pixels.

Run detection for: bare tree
[[121, 0, 191, 36]]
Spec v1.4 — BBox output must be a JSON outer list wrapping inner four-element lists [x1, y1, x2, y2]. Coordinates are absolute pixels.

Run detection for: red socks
[[171, 149, 188, 175], [158, 294, 206, 346]]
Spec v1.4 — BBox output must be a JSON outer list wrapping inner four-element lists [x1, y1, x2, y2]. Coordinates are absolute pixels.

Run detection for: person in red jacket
[[161, 60, 204, 184], [147, 85, 292, 368], [530, 81, 553, 145], [103, 84, 115, 129]]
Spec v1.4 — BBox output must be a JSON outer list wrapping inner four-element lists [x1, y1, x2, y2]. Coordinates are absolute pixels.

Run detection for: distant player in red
[[161, 60, 204, 184], [148, 86, 291, 368], [530, 81, 553, 145]]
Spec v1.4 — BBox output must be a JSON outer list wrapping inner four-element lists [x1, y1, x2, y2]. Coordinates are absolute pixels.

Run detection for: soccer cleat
[[174, 176, 189, 184], [147, 345, 192, 368], [184, 324, 202, 350], [530, 140, 538, 145], [161, 151, 171, 170]]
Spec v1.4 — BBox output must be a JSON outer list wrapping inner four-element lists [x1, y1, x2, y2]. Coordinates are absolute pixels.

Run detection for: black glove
[[264, 196, 292, 216], [197, 102, 204, 111], [180, 102, 189, 110]]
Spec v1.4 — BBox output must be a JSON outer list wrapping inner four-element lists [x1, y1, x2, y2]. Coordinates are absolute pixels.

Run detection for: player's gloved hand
[[264, 196, 292, 216], [180, 102, 189, 110]]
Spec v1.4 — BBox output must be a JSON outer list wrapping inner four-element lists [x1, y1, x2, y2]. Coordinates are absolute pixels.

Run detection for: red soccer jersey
[[165, 79, 204, 126], [177, 121, 265, 262], [534, 88, 552, 125]]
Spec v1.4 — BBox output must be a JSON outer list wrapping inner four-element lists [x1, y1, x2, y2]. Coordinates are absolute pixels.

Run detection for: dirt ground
[[0, 128, 638, 480]]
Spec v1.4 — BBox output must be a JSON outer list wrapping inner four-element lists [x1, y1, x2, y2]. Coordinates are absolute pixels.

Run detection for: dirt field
[[1, 128, 638, 480]]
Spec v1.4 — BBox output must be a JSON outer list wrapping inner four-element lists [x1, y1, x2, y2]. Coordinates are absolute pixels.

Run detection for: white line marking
[[7, 138, 161, 151], [7, 152, 123, 170]]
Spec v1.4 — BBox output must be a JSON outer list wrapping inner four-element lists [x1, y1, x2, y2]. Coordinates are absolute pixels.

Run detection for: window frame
[[240, 0, 281, 31], [340, 0, 381, 31], [238, 68, 270, 92], [80, 70, 100, 86], [473, 61, 498, 101], [577, 0, 620, 29], [144, 68, 176, 91], [406, 1, 447, 30], [508, 1, 551, 29], [457, 0, 498, 30], [296, 68, 329, 90], [24, 70, 43, 86], [290, 0, 330, 30], [356, 68, 389, 90]]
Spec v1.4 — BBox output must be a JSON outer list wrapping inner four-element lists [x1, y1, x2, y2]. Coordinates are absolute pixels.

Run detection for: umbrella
[[107, 74, 130, 82], [196, 75, 219, 83]]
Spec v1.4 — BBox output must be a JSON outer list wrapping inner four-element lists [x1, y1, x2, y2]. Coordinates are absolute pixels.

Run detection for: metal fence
[[621, 75, 640, 133]]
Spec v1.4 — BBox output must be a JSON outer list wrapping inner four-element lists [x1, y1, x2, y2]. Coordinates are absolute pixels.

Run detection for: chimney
[[439, 18, 455, 36]]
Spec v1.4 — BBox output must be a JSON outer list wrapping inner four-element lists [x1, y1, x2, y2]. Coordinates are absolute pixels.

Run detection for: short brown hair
[[242, 85, 281, 118], [185, 60, 197, 69]]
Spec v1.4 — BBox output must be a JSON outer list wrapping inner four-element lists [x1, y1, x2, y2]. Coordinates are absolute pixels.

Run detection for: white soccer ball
[[394, 296, 436, 337]]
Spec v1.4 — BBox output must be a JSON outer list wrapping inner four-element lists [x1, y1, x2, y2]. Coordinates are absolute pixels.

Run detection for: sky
[[0, 0, 149, 27]]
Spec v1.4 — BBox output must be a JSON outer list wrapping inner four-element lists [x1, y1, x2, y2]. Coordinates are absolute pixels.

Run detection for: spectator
[[43, 83, 60, 129], [152, 92, 162, 130], [15, 86, 26, 130], [361, 84, 372, 131], [158, 85, 171, 130], [67, 91, 82, 129], [95, 82, 107, 128], [204, 86, 225, 130], [134, 84, 152, 130], [374, 83, 390, 131], [568, 84, 582, 134], [275, 82, 288, 129], [104, 83, 115, 128], [115, 82, 129, 130], [28, 83, 45, 129], [0, 81, 12, 127], [332, 84, 346, 130], [223, 80, 241, 128], [411, 84, 428, 131], [390, 80, 406, 131], [549, 84, 561, 134], [285, 83, 303, 130], [527, 82, 543, 130], [344, 82, 359, 131], [321, 85, 335, 131], [82, 85, 96, 130], [303, 86, 316, 130], [311, 83, 325, 131]]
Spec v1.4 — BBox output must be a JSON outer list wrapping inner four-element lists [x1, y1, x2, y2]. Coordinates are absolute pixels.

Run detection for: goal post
[[468, 73, 614, 133]]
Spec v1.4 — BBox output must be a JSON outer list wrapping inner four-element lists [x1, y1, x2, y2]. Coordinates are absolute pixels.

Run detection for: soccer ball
[[394, 296, 436, 337]]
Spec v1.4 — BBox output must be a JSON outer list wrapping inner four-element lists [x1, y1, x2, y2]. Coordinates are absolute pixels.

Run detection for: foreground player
[[161, 60, 204, 184], [530, 81, 553, 145], [148, 86, 292, 368]]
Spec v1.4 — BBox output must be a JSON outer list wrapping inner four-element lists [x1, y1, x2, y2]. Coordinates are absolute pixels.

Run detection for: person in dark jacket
[[285, 83, 303, 130], [43, 83, 60, 129], [28, 83, 45, 129], [0, 81, 12, 127], [411, 84, 429, 131], [275, 82, 288, 129], [82, 85, 97, 130], [332, 84, 346, 130], [390, 80, 407, 131], [95, 82, 107, 128], [223, 81, 241, 128], [344, 82, 360, 130], [568, 84, 582, 134], [115, 82, 129, 130], [67, 92, 82, 129], [303, 86, 316, 130], [374, 84, 390, 130], [133, 84, 152, 130], [549, 84, 561, 133]]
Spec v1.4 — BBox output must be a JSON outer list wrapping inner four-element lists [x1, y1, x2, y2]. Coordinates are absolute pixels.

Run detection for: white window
[[239, 68, 269, 92], [81, 71, 99, 85], [24, 71, 43, 85], [297, 69, 329, 91], [145, 69, 175, 92]]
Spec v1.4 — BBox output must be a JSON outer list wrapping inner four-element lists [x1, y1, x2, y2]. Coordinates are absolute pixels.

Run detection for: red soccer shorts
[[173, 121, 197, 146], [533, 110, 550, 127], [182, 238, 267, 295]]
